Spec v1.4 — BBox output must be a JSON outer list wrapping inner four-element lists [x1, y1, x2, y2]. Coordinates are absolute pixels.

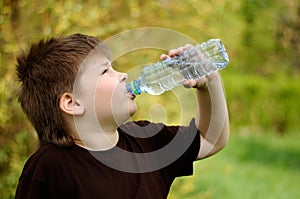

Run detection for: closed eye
[[102, 68, 108, 75]]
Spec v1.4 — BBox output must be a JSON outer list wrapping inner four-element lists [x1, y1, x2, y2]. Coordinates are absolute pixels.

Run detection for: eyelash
[[102, 68, 108, 74]]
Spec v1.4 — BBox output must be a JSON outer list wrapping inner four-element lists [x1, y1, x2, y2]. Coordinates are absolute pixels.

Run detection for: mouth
[[124, 82, 136, 100], [129, 92, 136, 100]]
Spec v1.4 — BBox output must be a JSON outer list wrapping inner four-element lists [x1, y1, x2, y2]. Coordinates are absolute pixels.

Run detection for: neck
[[74, 130, 119, 151]]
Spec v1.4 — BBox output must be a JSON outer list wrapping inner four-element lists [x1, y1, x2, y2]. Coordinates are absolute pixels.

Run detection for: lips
[[129, 92, 136, 100], [124, 83, 136, 100]]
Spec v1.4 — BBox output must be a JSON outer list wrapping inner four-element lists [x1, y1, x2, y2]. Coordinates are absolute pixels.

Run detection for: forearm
[[195, 73, 230, 159], [160, 45, 230, 158]]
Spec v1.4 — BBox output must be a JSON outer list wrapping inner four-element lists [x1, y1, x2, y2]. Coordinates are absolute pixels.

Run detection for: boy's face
[[75, 53, 137, 131]]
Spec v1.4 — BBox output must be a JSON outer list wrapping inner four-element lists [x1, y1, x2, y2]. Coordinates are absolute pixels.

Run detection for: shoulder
[[22, 144, 57, 172], [27, 144, 69, 162], [20, 144, 80, 179]]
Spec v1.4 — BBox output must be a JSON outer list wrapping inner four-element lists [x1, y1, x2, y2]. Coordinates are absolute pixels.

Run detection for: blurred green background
[[1, 0, 299, 198]]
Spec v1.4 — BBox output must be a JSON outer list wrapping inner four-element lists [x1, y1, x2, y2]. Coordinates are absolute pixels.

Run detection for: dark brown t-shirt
[[15, 120, 200, 199]]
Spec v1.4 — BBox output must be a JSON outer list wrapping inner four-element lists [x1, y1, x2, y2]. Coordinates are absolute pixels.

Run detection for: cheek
[[96, 77, 117, 98], [94, 77, 122, 114], [94, 78, 111, 106], [94, 77, 136, 123]]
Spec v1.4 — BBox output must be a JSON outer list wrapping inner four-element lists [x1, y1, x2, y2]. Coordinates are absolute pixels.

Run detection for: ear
[[59, 93, 84, 116]]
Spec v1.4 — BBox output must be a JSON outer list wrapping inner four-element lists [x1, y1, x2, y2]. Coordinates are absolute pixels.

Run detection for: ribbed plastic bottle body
[[126, 39, 229, 95], [138, 63, 184, 95], [178, 39, 229, 79]]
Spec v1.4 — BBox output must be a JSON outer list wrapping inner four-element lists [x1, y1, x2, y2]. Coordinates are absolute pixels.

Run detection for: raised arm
[[161, 44, 230, 160], [186, 72, 230, 159]]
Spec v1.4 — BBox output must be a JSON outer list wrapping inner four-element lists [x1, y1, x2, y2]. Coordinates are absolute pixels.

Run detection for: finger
[[193, 76, 208, 89], [169, 44, 194, 57], [182, 79, 197, 88], [160, 54, 169, 60], [160, 45, 190, 60], [168, 48, 179, 57], [183, 44, 193, 50]]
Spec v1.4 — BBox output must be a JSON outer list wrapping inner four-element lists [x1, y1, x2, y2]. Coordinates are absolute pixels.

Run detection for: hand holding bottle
[[159, 44, 218, 91]]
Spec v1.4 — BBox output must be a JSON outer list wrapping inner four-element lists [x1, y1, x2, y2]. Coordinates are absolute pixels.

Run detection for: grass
[[168, 131, 300, 199]]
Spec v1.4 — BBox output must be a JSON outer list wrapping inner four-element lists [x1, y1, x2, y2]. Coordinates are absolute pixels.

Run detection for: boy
[[15, 33, 229, 198]]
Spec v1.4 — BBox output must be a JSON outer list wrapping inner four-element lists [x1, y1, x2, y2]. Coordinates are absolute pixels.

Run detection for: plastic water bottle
[[126, 39, 229, 95]]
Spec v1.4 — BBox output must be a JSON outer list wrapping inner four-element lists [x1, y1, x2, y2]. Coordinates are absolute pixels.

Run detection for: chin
[[129, 105, 137, 116], [127, 100, 137, 116], [129, 110, 136, 117], [113, 104, 137, 125]]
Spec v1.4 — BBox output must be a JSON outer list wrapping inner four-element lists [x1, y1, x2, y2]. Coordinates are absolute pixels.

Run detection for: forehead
[[73, 51, 110, 92], [78, 51, 110, 74]]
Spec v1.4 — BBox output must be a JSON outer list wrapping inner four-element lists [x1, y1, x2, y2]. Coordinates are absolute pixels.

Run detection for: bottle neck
[[126, 79, 142, 95]]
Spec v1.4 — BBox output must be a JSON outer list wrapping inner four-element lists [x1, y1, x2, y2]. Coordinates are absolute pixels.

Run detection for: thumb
[[182, 77, 208, 89], [182, 79, 197, 88]]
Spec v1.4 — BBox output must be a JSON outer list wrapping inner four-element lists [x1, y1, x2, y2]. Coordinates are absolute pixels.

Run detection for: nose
[[118, 72, 128, 82]]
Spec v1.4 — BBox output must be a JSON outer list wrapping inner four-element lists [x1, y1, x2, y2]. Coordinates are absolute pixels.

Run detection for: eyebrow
[[101, 61, 110, 67]]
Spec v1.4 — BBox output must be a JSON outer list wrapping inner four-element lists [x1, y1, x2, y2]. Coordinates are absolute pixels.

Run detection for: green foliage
[[224, 72, 300, 134], [169, 132, 300, 199], [0, 0, 299, 198]]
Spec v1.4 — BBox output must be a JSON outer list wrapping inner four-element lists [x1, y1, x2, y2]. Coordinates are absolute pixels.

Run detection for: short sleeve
[[162, 119, 200, 177]]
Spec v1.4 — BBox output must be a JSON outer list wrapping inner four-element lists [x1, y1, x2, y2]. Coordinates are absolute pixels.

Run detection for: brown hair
[[16, 34, 110, 147]]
